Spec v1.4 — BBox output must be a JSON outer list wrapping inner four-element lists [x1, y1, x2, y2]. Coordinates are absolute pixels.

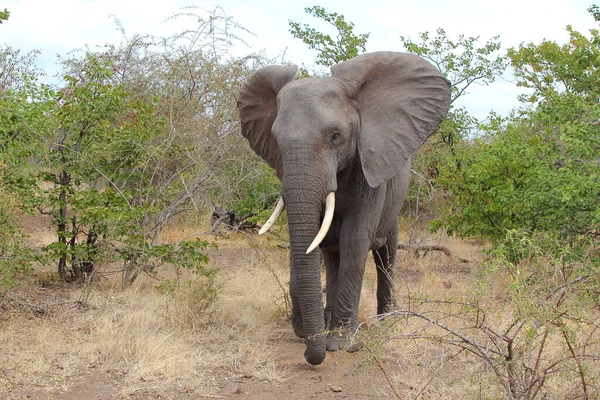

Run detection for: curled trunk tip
[[304, 334, 327, 365]]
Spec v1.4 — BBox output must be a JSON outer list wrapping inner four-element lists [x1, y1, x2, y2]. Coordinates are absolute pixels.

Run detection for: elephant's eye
[[330, 131, 341, 145]]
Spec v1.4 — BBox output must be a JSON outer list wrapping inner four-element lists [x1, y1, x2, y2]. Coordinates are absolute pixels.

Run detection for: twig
[[360, 339, 402, 399], [1, 367, 14, 386], [381, 308, 512, 396], [181, 175, 199, 211], [561, 329, 589, 398]]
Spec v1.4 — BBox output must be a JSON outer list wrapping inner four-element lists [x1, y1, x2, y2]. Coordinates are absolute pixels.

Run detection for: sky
[[2, 0, 598, 120]]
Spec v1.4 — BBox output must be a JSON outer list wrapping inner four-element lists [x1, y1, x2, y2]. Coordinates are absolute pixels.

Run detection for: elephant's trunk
[[282, 162, 328, 365]]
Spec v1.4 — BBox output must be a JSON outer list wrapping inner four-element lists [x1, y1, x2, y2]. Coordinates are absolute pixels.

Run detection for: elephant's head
[[238, 52, 450, 365]]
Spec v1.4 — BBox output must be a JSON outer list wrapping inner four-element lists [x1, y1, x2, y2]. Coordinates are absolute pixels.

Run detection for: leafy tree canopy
[[289, 6, 369, 67], [401, 29, 508, 105], [0, 8, 9, 24]]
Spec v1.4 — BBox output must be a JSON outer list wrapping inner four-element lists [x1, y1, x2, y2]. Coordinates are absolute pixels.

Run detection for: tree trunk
[[57, 168, 70, 282]]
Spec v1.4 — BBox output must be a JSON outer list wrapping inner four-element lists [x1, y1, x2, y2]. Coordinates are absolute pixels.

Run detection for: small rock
[[331, 386, 343, 393]]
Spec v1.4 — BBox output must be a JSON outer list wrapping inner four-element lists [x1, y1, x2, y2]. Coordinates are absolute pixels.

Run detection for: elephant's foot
[[326, 329, 363, 352]]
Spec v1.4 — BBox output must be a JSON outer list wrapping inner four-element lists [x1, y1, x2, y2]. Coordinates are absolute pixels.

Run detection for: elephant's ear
[[331, 52, 451, 188], [238, 65, 298, 179]]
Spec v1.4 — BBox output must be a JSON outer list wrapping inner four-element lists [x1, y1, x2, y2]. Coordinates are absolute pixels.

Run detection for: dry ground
[[1, 212, 504, 399]]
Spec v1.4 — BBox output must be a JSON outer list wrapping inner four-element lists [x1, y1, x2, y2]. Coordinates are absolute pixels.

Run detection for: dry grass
[[0, 238, 291, 397], [2, 283, 205, 396], [350, 232, 498, 398], [3, 217, 598, 398], [2, 221, 495, 398], [352, 231, 600, 399]]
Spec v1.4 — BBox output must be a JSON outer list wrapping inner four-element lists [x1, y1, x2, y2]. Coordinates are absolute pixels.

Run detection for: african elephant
[[237, 51, 451, 365]]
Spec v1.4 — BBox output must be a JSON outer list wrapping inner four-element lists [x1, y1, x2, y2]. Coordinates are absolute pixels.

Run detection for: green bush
[[0, 195, 41, 298], [435, 10, 600, 244]]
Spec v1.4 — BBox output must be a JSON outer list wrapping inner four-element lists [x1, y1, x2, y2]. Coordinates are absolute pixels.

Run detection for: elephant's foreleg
[[327, 232, 371, 352]]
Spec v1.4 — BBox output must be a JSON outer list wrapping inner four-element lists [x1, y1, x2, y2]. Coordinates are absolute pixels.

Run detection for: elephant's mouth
[[259, 192, 336, 254]]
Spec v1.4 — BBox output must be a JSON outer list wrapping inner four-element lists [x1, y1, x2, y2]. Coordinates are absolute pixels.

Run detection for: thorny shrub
[[358, 227, 600, 399]]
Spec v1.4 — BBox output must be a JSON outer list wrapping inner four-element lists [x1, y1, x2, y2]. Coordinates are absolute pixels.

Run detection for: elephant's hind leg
[[373, 227, 398, 315]]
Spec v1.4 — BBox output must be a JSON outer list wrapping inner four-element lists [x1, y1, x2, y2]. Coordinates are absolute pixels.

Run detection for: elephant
[[237, 51, 451, 365]]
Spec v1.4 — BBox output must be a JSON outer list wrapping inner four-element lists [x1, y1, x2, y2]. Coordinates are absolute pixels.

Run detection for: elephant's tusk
[[259, 197, 285, 235], [306, 192, 335, 254]]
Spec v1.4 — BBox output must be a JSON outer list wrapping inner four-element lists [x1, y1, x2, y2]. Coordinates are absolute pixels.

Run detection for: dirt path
[[16, 336, 400, 400], [214, 332, 399, 399]]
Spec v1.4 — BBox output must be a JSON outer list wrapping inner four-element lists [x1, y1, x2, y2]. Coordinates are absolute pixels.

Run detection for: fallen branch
[[397, 243, 470, 263], [211, 210, 256, 232]]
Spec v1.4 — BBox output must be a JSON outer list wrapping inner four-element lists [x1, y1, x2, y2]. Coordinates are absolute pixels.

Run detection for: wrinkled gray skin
[[238, 52, 451, 365]]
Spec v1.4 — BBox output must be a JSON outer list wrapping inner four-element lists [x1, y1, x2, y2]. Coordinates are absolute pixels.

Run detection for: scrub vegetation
[[1, 5, 598, 399]]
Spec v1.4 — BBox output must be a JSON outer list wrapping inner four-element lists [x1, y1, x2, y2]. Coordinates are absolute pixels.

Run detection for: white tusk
[[306, 192, 335, 254], [259, 197, 285, 235]]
